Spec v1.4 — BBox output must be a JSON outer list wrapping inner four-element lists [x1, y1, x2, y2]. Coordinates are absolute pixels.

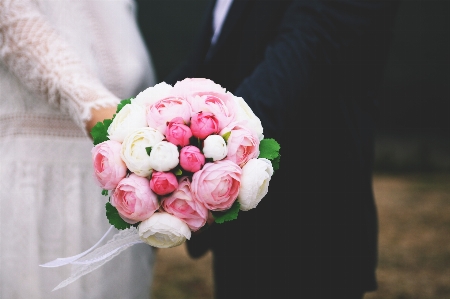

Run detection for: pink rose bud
[[165, 117, 193, 147], [190, 111, 220, 139], [150, 171, 179, 195], [111, 174, 160, 224], [191, 160, 242, 211], [161, 176, 208, 231], [179, 145, 205, 173], [91, 140, 127, 190]]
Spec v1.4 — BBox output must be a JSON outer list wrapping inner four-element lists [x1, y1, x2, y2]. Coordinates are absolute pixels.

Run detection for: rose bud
[[179, 146, 205, 173], [203, 134, 227, 161], [150, 171, 178, 195], [190, 111, 220, 139], [165, 117, 192, 147], [148, 141, 180, 172]]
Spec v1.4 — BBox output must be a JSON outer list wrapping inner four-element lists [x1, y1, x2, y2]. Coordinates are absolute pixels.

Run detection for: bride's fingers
[[85, 106, 117, 136]]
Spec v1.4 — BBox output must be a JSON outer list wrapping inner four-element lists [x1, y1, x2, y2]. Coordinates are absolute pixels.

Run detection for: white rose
[[138, 212, 191, 248], [233, 96, 264, 140], [238, 158, 273, 211], [148, 141, 180, 172], [133, 82, 173, 107], [107, 103, 148, 142], [203, 135, 227, 161], [121, 127, 165, 177]]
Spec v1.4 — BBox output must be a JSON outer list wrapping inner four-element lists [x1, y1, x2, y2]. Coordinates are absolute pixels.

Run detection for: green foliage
[[90, 119, 113, 145], [90, 98, 133, 145], [116, 98, 132, 114], [146, 147, 152, 156], [101, 189, 109, 196], [271, 155, 281, 171], [105, 202, 131, 230], [258, 138, 281, 171], [258, 138, 280, 160], [212, 201, 240, 224], [221, 131, 231, 143], [173, 168, 183, 176]]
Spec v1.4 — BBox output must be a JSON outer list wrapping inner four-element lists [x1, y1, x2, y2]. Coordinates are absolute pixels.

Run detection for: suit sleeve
[[234, 0, 399, 138]]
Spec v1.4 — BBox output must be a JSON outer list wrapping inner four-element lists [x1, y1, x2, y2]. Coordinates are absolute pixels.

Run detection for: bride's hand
[[85, 106, 117, 137]]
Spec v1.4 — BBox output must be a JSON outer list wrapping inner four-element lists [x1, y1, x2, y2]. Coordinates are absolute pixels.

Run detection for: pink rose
[[221, 122, 260, 167], [150, 171, 179, 195], [190, 111, 220, 139], [146, 97, 192, 134], [191, 160, 242, 211], [111, 174, 159, 224], [161, 176, 208, 231], [171, 78, 226, 98], [165, 117, 192, 147], [171, 78, 238, 130], [179, 145, 205, 173], [91, 140, 127, 190]]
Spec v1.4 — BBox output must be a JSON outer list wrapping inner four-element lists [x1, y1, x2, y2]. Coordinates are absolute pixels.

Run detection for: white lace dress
[[0, 0, 157, 298]]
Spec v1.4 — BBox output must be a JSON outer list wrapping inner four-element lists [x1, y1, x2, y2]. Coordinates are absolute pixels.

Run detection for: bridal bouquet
[[91, 78, 280, 248], [40, 78, 280, 290]]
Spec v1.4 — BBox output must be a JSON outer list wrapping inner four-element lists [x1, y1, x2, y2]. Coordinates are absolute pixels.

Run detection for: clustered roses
[[91, 78, 274, 248]]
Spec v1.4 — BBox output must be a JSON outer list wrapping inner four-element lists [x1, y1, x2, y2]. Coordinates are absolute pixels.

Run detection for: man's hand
[[192, 212, 215, 236]]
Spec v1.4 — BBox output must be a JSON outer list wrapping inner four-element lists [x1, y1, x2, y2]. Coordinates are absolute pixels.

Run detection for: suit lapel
[[206, 0, 250, 60]]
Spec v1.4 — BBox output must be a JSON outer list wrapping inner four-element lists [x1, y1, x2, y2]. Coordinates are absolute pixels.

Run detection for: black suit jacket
[[166, 1, 400, 297]]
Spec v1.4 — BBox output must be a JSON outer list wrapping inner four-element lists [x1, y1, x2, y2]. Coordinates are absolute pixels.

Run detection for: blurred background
[[134, 1, 450, 298]]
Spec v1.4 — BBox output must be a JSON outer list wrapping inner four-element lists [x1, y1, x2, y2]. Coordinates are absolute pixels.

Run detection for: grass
[[151, 173, 450, 299]]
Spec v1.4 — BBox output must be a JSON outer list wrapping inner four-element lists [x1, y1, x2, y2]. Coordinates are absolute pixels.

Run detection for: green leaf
[[90, 118, 113, 145], [221, 131, 231, 143], [212, 201, 240, 224], [173, 168, 183, 176], [271, 155, 281, 171], [101, 189, 109, 196], [146, 147, 152, 156], [258, 138, 280, 160], [116, 98, 132, 114], [105, 202, 131, 230]]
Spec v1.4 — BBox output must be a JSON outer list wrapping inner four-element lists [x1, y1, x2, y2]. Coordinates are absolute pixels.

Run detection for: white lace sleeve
[[0, 0, 120, 130]]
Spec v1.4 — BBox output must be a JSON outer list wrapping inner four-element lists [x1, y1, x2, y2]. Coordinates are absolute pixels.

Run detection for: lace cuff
[[0, 0, 120, 131]]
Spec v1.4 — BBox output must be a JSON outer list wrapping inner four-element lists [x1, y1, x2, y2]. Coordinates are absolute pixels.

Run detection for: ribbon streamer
[[40, 226, 144, 291]]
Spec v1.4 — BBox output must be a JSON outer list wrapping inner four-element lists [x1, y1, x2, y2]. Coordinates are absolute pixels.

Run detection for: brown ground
[[151, 173, 450, 299]]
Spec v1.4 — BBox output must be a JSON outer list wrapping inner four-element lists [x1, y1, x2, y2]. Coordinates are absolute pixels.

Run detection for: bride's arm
[[0, 0, 119, 134]]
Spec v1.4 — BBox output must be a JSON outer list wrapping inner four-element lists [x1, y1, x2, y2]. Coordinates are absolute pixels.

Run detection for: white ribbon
[[40, 226, 144, 291]]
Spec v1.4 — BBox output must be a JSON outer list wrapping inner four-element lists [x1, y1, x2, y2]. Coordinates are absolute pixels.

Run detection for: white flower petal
[[138, 212, 191, 248]]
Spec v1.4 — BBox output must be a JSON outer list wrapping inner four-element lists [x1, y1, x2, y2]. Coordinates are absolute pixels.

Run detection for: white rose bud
[[203, 135, 227, 161], [148, 141, 180, 172], [238, 158, 274, 211], [138, 212, 191, 248], [233, 96, 264, 140], [121, 127, 165, 177], [133, 82, 173, 107], [107, 103, 148, 142]]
